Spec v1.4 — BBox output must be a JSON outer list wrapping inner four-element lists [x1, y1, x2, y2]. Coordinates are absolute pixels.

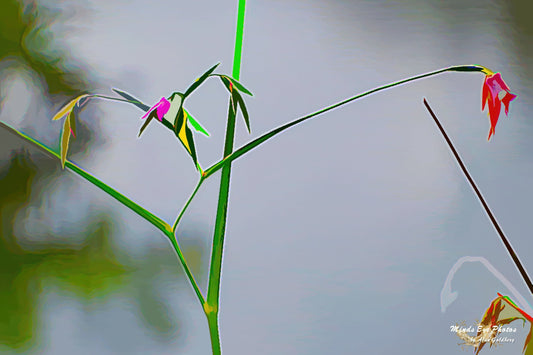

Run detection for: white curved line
[[440, 256, 533, 316]]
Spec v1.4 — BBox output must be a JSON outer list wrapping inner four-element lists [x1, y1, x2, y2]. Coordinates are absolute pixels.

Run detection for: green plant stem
[[203, 65, 486, 178], [1, 119, 208, 310], [172, 177, 205, 232], [423, 98, 533, 296], [0, 120, 171, 235], [207, 311, 221, 355], [205, 1, 247, 354], [165, 229, 206, 306]]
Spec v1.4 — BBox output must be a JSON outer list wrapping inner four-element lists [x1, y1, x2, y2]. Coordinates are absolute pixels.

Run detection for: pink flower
[[481, 72, 517, 140], [141, 97, 171, 121]]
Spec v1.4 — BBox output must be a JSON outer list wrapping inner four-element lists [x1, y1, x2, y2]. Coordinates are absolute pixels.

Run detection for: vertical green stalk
[[205, 0, 246, 354]]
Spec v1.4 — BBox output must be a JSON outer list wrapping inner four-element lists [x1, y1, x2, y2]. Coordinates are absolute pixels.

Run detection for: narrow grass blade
[[233, 88, 250, 133], [69, 109, 77, 137], [52, 94, 90, 121], [60, 116, 71, 169], [112, 89, 151, 111], [0, 120, 172, 234], [138, 113, 155, 137], [184, 63, 220, 98], [214, 74, 253, 96], [188, 114, 210, 137], [220, 76, 249, 132]]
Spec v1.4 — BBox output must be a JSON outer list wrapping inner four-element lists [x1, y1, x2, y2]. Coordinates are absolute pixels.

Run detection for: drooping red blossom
[[482, 72, 517, 140]]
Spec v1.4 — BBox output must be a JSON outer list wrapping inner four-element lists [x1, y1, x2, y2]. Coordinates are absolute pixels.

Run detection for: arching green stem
[[203, 65, 486, 178]]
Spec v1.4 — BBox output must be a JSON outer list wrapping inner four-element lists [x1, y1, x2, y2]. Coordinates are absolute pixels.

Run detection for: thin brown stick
[[423, 98, 533, 296]]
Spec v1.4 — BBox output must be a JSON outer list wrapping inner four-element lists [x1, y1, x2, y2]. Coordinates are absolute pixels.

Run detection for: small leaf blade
[[185, 109, 210, 137], [184, 63, 220, 98], [52, 94, 90, 121], [216, 75, 253, 96], [112, 89, 151, 112], [60, 115, 71, 169], [69, 109, 77, 137], [226, 76, 253, 96], [175, 108, 199, 168], [233, 89, 251, 133], [138, 112, 156, 137], [220, 75, 250, 133]]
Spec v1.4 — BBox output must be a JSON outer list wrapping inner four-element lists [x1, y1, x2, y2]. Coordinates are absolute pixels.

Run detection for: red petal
[[497, 293, 533, 323], [501, 92, 517, 115], [487, 95, 501, 140], [491, 72, 511, 92]]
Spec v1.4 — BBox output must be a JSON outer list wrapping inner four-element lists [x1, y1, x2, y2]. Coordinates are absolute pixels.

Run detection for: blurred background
[[0, 0, 532, 354]]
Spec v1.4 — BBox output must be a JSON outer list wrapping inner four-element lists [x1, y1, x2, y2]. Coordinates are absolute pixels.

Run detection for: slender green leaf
[[219, 76, 236, 111], [184, 63, 220, 98], [52, 94, 90, 121], [60, 115, 71, 169], [0, 120, 172, 234], [112, 88, 151, 111], [68, 109, 77, 137], [213, 74, 253, 96], [138, 112, 156, 137], [188, 114, 210, 137], [220, 76, 249, 132], [232, 89, 250, 133], [174, 108, 199, 169]]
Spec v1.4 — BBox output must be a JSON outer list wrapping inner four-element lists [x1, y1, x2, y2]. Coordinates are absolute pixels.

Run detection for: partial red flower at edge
[[469, 293, 533, 355], [482, 72, 517, 140]]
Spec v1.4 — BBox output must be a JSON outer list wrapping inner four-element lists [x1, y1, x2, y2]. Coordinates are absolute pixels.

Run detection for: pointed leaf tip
[[69, 110, 77, 137], [217, 75, 253, 96], [184, 63, 221, 98], [60, 115, 72, 169], [220, 76, 251, 133], [233, 89, 251, 133], [185, 109, 210, 137], [52, 94, 90, 121], [112, 89, 151, 112]]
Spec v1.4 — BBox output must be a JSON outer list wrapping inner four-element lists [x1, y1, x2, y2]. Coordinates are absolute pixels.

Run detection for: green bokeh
[[0, 0, 206, 351]]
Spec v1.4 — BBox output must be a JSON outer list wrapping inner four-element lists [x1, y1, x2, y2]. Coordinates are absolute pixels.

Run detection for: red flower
[[481, 72, 517, 140]]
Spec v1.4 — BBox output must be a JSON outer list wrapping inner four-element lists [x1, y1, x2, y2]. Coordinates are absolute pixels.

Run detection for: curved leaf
[[60, 114, 72, 169], [232, 89, 250, 133], [187, 113, 210, 137], [138, 111, 157, 137], [52, 94, 90, 121], [112, 89, 151, 111], [184, 63, 220, 98], [214, 74, 253, 96], [175, 108, 199, 169], [219, 76, 250, 133], [69, 108, 77, 137]]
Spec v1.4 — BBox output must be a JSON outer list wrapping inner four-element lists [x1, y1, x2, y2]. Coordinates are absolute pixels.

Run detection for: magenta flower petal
[[155, 97, 170, 121], [141, 103, 160, 120], [141, 97, 170, 121]]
